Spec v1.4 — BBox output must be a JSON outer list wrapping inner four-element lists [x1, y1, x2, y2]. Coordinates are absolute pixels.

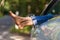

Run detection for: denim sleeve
[[31, 14, 54, 25]]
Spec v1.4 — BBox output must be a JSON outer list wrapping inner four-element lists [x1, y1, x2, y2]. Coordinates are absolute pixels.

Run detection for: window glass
[[48, 1, 60, 15]]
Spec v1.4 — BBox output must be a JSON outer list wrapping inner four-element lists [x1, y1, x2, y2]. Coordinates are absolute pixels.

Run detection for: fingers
[[19, 25, 24, 29], [16, 24, 24, 29], [15, 20, 26, 29], [17, 21, 27, 29], [9, 11, 25, 20], [9, 11, 17, 19]]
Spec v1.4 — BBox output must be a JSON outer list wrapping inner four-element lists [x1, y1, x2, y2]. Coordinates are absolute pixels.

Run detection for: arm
[[31, 14, 54, 25], [9, 11, 53, 29]]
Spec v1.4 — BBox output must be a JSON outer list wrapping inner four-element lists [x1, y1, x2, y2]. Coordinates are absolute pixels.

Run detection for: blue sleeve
[[31, 14, 54, 25]]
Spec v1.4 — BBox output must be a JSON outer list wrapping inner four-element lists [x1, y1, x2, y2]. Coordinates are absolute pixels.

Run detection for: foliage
[[0, 0, 51, 15]]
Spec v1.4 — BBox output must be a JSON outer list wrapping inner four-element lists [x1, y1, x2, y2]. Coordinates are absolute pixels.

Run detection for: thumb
[[9, 11, 17, 19]]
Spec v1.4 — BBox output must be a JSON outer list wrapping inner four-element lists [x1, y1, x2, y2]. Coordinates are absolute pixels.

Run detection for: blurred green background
[[0, 0, 51, 16]]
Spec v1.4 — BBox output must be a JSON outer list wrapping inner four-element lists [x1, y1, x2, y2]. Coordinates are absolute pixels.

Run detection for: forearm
[[31, 14, 54, 25]]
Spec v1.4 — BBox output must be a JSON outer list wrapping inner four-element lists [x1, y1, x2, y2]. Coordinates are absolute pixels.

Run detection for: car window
[[48, 1, 60, 15]]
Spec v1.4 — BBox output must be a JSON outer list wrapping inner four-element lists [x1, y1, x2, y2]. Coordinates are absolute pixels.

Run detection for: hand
[[9, 11, 33, 29], [20, 17, 33, 26]]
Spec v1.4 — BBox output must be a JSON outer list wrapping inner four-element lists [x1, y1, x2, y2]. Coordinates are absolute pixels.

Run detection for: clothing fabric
[[31, 14, 54, 25]]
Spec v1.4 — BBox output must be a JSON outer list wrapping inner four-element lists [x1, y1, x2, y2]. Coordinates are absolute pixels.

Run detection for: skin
[[9, 11, 33, 29]]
